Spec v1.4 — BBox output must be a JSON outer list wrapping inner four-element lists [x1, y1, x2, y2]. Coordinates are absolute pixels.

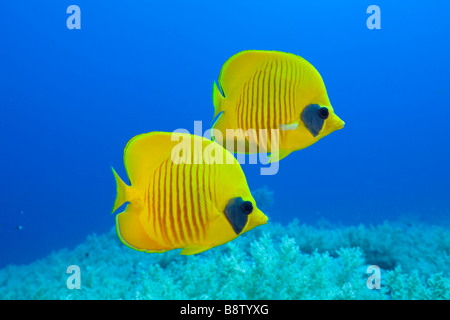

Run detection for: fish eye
[[318, 107, 329, 120], [241, 201, 253, 215]]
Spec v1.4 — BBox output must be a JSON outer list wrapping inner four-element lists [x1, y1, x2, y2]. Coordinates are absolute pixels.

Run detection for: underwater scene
[[1, 0, 449, 301]]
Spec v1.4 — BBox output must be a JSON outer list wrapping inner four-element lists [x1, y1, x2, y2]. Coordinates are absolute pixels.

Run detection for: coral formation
[[0, 217, 449, 300]]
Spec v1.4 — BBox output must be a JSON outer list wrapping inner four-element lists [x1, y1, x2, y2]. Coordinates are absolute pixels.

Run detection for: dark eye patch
[[224, 197, 253, 235], [301, 104, 326, 137]]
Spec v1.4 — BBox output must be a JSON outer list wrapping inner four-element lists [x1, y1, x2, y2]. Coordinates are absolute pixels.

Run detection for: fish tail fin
[[212, 81, 225, 118], [111, 167, 136, 214], [112, 165, 163, 252]]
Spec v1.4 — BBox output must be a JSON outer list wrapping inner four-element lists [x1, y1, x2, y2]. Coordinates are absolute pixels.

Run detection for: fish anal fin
[[180, 245, 212, 255], [267, 149, 292, 163], [144, 249, 171, 253], [116, 204, 168, 252]]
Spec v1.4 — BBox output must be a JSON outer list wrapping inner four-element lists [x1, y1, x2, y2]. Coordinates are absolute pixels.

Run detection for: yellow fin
[[123, 132, 176, 189], [218, 50, 298, 97], [218, 50, 267, 97], [116, 204, 169, 252], [180, 245, 212, 255], [212, 81, 225, 118], [268, 149, 292, 163], [111, 167, 135, 213]]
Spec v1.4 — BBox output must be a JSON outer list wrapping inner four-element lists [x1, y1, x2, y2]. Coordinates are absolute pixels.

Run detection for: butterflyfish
[[211, 50, 345, 162], [111, 131, 268, 255]]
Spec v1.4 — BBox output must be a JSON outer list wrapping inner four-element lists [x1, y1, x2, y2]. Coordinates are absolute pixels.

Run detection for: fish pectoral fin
[[180, 245, 211, 255], [279, 120, 299, 131]]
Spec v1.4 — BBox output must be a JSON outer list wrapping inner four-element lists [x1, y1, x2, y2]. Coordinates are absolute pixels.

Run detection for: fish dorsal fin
[[124, 132, 211, 189], [218, 50, 300, 99], [218, 50, 270, 98], [123, 132, 175, 189]]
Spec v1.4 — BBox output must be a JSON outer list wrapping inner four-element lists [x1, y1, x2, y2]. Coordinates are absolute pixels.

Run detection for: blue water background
[[0, 0, 449, 268]]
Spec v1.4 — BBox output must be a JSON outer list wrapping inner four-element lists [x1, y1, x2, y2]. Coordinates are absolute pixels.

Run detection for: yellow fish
[[211, 50, 345, 162], [111, 131, 268, 255]]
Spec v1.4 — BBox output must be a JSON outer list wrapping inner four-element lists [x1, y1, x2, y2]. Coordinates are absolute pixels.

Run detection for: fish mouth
[[329, 116, 345, 131], [335, 120, 345, 130], [262, 217, 268, 224], [260, 213, 269, 225], [255, 208, 269, 226]]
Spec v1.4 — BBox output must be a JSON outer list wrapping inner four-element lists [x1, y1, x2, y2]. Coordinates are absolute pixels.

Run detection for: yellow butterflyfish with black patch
[[211, 50, 345, 162], [111, 131, 268, 255]]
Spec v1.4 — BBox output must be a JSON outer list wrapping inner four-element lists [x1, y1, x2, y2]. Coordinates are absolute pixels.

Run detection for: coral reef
[[0, 217, 449, 300]]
